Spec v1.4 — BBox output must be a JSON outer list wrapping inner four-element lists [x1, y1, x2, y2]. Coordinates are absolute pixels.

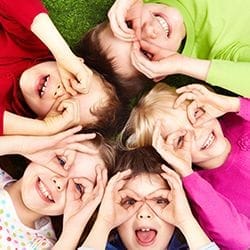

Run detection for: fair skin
[[82, 168, 212, 250], [5, 144, 105, 231], [152, 84, 240, 175], [4, 64, 108, 135], [102, 2, 186, 79]]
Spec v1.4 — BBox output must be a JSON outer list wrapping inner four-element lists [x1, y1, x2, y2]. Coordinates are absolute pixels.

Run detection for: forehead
[[101, 26, 137, 77], [124, 173, 168, 197], [68, 150, 104, 183]]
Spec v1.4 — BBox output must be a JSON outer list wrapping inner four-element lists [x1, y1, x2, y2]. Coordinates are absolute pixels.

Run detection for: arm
[[183, 172, 250, 249]]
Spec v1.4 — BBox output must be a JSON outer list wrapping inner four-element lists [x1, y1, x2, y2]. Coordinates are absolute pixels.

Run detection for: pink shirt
[[183, 98, 250, 249]]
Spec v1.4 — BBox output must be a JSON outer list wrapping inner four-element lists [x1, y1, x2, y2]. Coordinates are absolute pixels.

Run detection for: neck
[[5, 180, 42, 228]]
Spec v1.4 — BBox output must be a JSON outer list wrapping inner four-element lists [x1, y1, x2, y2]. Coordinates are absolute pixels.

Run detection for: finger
[[66, 179, 78, 202], [47, 160, 68, 177], [139, 40, 162, 58], [63, 149, 76, 170], [62, 78, 78, 96], [53, 125, 82, 142], [66, 142, 98, 155], [63, 132, 96, 144], [161, 165, 182, 186], [176, 84, 207, 95], [165, 129, 186, 146], [186, 101, 198, 124], [174, 92, 197, 108], [181, 130, 193, 152]]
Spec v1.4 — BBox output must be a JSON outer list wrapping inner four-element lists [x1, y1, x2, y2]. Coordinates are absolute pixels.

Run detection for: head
[[13, 134, 115, 219], [19, 61, 124, 137], [111, 147, 179, 250], [78, 3, 185, 97], [120, 83, 230, 169]]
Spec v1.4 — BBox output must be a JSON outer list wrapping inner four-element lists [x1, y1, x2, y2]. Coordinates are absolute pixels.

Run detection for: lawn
[[43, 0, 114, 48]]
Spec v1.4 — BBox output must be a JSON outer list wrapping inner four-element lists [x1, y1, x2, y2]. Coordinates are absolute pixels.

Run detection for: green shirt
[[145, 0, 250, 96]]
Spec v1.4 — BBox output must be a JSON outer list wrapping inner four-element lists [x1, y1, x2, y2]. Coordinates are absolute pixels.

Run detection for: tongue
[[136, 230, 156, 244]]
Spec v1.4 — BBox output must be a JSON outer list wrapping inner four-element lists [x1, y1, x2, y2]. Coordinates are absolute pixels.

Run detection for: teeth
[[201, 133, 215, 150], [39, 76, 49, 97], [140, 228, 150, 232], [156, 16, 169, 36], [38, 180, 53, 201]]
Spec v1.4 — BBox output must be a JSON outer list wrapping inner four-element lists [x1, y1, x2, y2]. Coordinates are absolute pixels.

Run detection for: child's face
[[100, 3, 185, 78], [160, 105, 230, 168], [20, 146, 104, 216], [118, 173, 174, 250], [19, 61, 108, 125]]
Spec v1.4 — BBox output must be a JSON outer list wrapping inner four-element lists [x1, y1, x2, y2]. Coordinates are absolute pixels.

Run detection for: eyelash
[[57, 156, 66, 167], [121, 197, 137, 208], [75, 183, 85, 197]]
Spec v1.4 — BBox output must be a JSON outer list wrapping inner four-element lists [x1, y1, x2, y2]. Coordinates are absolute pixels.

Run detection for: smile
[[155, 15, 169, 37], [201, 132, 215, 150], [37, 178, 54, 203], [38, 75, 49, 97], [135, 227, 157, 246]]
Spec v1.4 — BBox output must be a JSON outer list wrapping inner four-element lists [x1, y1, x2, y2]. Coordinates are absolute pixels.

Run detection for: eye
[[56, 156, 66, 167], [126, 20, 132, 29], [194, 107, 205, 119], [141, 49, 153, 60], [175, 136, 184, 148], [121, 197, 137, 209], [155, 197, 169, 206], [75, 183, 85, 197]]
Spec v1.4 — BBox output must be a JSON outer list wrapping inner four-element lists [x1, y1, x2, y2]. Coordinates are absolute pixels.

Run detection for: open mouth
[[155, 15, 169, 37], [201, 132, 215, 150], [36, 177, 54, 203], [135, 227, 157, 246], [38, 75, 49, 97]]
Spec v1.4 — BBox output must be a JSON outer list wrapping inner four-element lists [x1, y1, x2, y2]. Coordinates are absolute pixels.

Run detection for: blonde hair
[[119, 83, 182, 149]]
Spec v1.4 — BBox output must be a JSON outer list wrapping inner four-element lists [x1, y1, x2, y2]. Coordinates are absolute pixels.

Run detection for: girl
[[120, 83, 250, 249], [79, 147, 219, 250], [0, 0, 121, 138], [0, 128, 114, 249], [80, 0, 250, 97]]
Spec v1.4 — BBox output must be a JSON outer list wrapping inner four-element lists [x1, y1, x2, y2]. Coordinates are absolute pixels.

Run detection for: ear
[[153, 76, 166, 82]]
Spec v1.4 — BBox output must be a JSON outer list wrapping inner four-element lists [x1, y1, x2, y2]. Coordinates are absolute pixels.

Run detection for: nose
[[52, 176, 67, 191], [136, 203, 154, 220], [54, 83, 66, 98], [141, 20, 158, 40]]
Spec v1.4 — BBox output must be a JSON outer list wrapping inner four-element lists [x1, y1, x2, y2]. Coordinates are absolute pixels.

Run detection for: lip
[[35, 177, 54, 203], [135, 227, 157, 246], [156, 13, 171, 38], [201, 131, 216, 150]]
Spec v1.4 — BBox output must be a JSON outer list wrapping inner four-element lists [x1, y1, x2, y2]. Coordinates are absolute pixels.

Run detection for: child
[[0, 129, 114, 249], [120, 83, 250, 249], [79, 0, 250, 97], [0, 0, 122, 137], [78, 147, 219, 250]]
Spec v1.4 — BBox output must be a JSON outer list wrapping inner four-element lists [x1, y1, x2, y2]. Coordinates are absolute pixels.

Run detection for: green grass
[[43, 0, 114, 48]]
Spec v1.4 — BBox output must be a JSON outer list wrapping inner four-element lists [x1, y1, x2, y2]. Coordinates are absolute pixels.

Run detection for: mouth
[[201, 132, 215, 150], [36, 177, 54, 203], [155, 15, 169, 37], [38, 75, 49, 98], [135, 227, 157, 246]]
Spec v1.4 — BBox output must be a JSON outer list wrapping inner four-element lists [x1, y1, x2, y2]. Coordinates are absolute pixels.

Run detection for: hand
[[108, 0, 143, 41], [24, 130, 97, 176], [152, 121, 193, 177], [56, 56, 93, 95], [44, 97, 81, 134], [62, 167, 107, 239], [97, 169, 143, 231], [131, 40, 183, 81], [175, 84, 240, 126], [147, 166, 194, 228]]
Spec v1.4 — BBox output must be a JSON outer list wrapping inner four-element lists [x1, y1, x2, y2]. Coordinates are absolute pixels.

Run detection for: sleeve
[[207, 58, 250, 97], [0, 0, 48, 29], [0, 106, 3, 136], [237, 97, 250, 121], [182, 172, 250, 249]]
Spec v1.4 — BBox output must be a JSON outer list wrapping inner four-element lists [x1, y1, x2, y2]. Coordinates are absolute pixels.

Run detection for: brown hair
[[82, 71, 130, 138], [76, 21, 153, 99]]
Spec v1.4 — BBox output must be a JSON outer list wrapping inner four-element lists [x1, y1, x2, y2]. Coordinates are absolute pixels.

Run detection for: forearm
[[178, 217, 211, 250], [179, 56, 211, 82], [82, 219, 110, 250], [31, 13, 75, 60], [3, 111, 53, 135], [52, 231, 78, 250]]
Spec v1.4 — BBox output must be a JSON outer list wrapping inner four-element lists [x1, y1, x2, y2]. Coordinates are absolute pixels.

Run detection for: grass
[[42, 0, 113, 48]]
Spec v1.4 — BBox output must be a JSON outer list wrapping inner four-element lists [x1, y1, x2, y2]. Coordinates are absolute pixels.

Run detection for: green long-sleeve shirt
[[146, 0, 250, 96]]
